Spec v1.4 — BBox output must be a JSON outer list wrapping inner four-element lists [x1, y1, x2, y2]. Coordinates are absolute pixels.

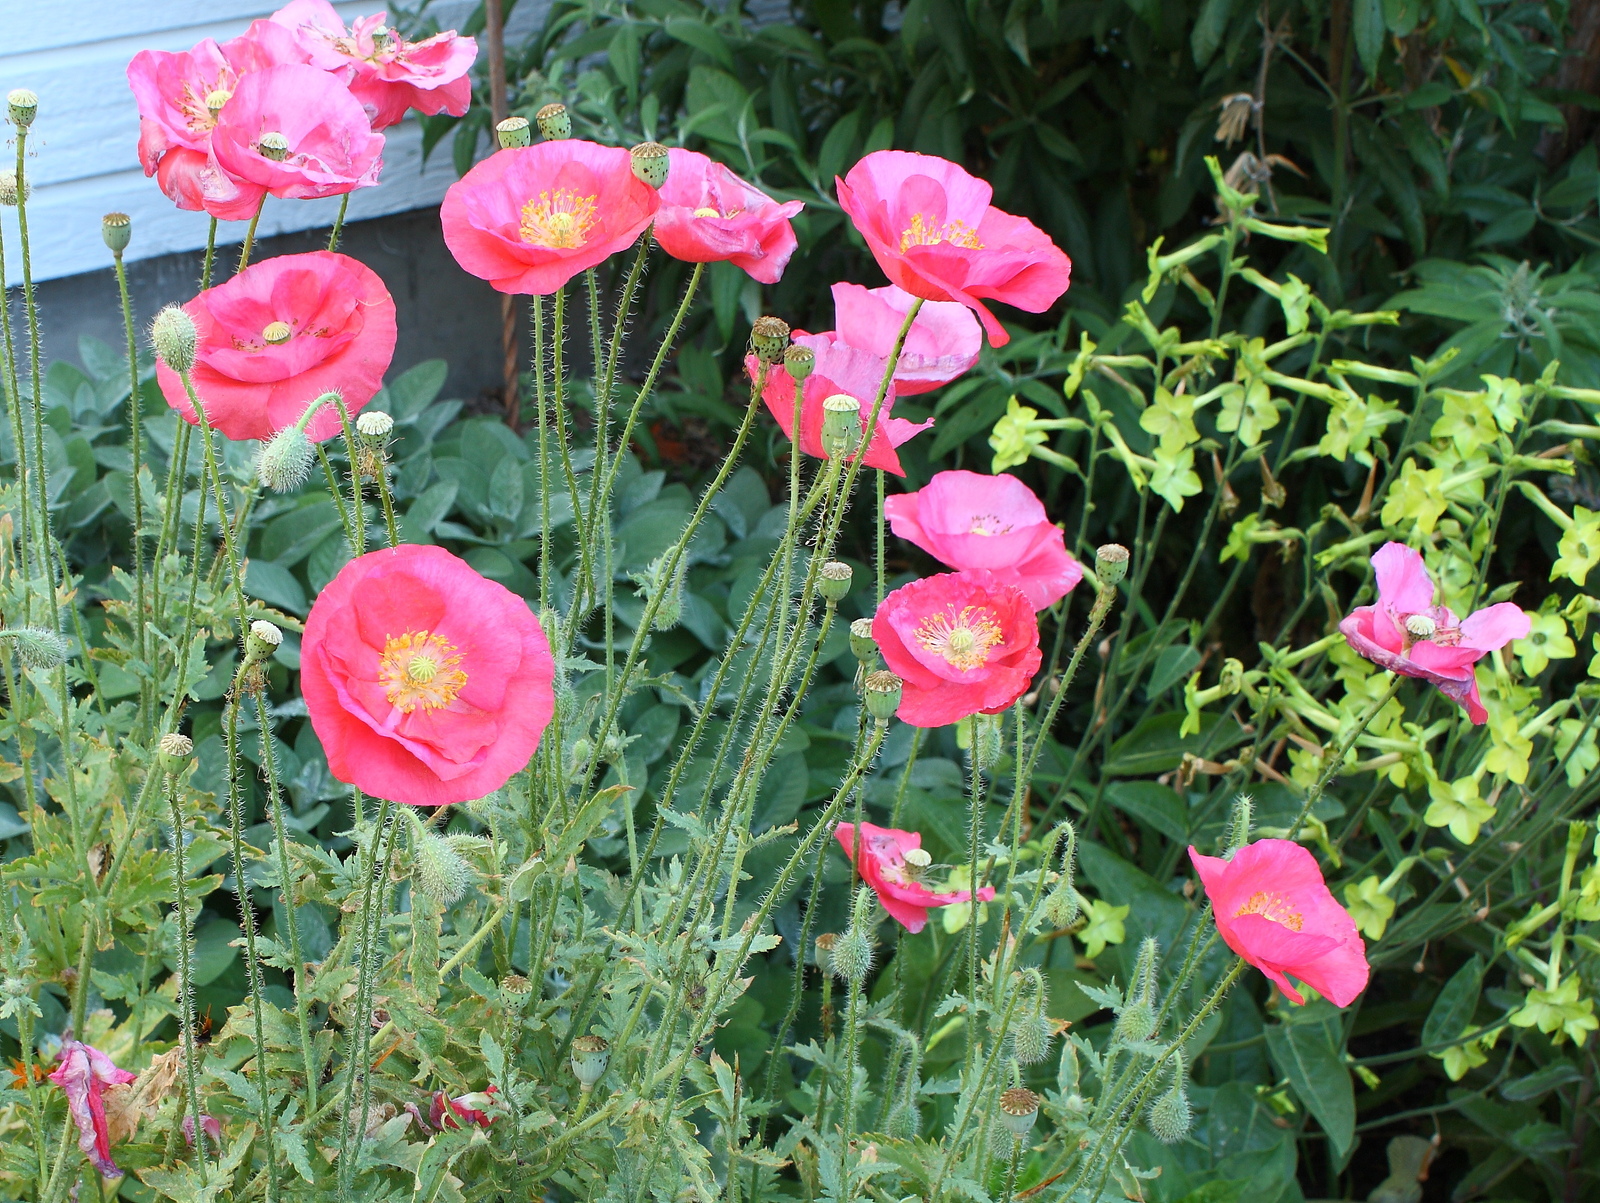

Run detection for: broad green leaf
[[1422, 954, 1483, 1046], [1266, 1013, 1356, 1158]]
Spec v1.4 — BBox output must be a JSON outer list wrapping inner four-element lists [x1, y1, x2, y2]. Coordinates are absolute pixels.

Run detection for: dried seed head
[[998, 1087, 1041, 1140], [751, 316, 791, 364], [535, 103, 571, 140], [496, 116, 531, 149]]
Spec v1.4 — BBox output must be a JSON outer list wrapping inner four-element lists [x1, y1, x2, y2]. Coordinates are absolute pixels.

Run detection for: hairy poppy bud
[[496, 116, 531, 149], [102, 212, 132, 255], [151, 305, 198, 373], [256, 426, 314, 493], [0, 171, 25, 207], [536, 103, 571, 140], [3, 627, 69, 670]]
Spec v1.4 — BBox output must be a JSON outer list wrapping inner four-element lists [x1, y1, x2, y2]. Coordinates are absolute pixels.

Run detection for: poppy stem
[[113, 248, 151, 738], [166, 771, 209, 1173], [1286, 673, 1402, 839], [327, 192, 350, 253], [237, 194, 266, 274], [201, 216, 217, 291]]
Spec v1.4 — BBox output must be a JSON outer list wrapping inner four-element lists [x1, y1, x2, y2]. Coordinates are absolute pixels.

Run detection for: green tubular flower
[[1552, 507, 1600, 586], [1342, 875, 1397, 940], [1510, 975, 1599, 1046], [1075, 898, 1129, 959], [1423, 775, 1496, 844], [1215, 378, 1279, 447], [1514, 611, 1575, 677], [1380, 460, 1449, 537], [1554, 718, 1599, 788], [1149, 444, 1202, 513]]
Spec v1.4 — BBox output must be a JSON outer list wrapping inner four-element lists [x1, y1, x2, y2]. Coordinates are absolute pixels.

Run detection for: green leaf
[[1266, 1013, 1356, 1159], [1422, 954, 1483, 1046], [1105, 781, 1188, 843], [383, 359, 448, 420], [245, 559, 308, 616], [1501, 1060, 1581, 1101], [1354, 0, 1385, 76], [1147, 643, 1201, 696], [1191, 0, 1242, 64], [664, 18, 736, 69], [1105, 712, 1246, 776]]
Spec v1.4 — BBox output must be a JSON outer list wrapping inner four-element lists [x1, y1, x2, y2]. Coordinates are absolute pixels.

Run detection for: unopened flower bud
[[3, 627, 69, 670], [568, 737, 593, 775], [750, 316, 791, 364], [1147, 1055, 1191, 1143], [151, 305, 198, 373], [7, 89, 38, 129], [1012, 1010, 1054, 1064], [413, 826, 472, 904], [970, 712, 1003, 769], [829, 926, 873, 986], [0, 171, 26, 206], [1404, 613, 1436, 640], [821, 394, 862, 459], [256, 426, 314, 493], [1113, 998, 1156, 1045], [496, 116, 531, 149], [886, 1100, 921, 1139], [849, 617, 877, 662], [536, 103, 571, 140], [629, 141, 669, 188], [998, 1088, 1040, 1140], [818, 560, 852, 603], [783, 342, 814, 383], [246, 619, 283, 662], [571, 1034, 610, 1088], [863, 670, 902, 723], [1096, 543, 1129, 586], [102, 212, 132, 255], [157, 732, 194, 775], [356, 410, 394, 439], [256, 131, 290, 161]]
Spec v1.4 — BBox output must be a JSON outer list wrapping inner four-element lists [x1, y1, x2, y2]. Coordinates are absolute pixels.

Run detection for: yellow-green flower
[[1481, 374, 1524, 432], [1510, 975, 1598, 1046], [1433, 1025, 1497, 1081], [1076, 898, 1129, 959], [1554, 718, 1599, 788], [1319, 393, 1400, 465], [1342, 875, 1397, 940], [1424, 775, 1496, 844], [1552, 507, 1600, 586], [1216, 378, 1279, 447], [1149, 444, 1202, 513], [1380, 460, 1448, 537], [990, 396, 1048, 472], [1483, 713, 1533, 784], [1513, 611, 1575, 677], [1139, 386, 1202, 452], [1432, 389, 1500, 457]]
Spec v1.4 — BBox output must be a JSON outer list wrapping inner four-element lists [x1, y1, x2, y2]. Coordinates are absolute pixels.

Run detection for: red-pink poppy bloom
[[745, 333, 932, 476], [835, 150, 1071, 347], [302, 545, 556, 808], [820, 282, 981, 395], [270, 0, 477, 129], [210, 63, 385, 204], [127, 23, 305, 219], [429, 1086, 498, 1129], [441, 141, 659, 295], [183, 1114, 224, 1148], [1188, 839, 1369, 1007], [873, 570, 1041, 727], [835, 822, 995, 934], [49, 1040, 136, 1179], [1339, 542, 1528, 724], [154, 250, 396, 443], [652, 149, 803, 284], [885, 470, 1082, 610]]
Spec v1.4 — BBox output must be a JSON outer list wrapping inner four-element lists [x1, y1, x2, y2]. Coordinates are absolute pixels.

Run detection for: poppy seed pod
[[356, 411, 394, 439], [7, 89, 37, 129], [819, 561, 853, 604], [246, 620, 283, 662], [821, 394, 862, 459], [1095, 543, 1130, 586], [998, 1087, 1041, 1140], [750, 316, 791, 364], [101, 213, 132, 255], [849, 617, 877, 663], [783, 342, 815, 383], [863, 670, 903, 723], [571, 1034, 610, 1089], [150, 306, 198, 374], [536, 103, 571, 140], [496, 116, 531, 149], [629, 141, 670, 189], [157, 733, 194, 776], [256, 131, 290, 161]]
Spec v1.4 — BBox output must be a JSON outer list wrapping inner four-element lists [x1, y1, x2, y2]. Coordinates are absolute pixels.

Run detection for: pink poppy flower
[[183, 1114, 223, 1148], [154, 250, 396, 443], [744, 332, 932, 476], [884, 470, 1082, 610], [1339, 541, 1529, 724], [873, 569, 1041, 727], [820, 283, 981, 395], [441, 141, 660, 295], [429, 1086, 498, 1129], [48, 1040, 136, 1179], [270, 0, 477, 129], [210, 63, 385, 203], [835, 822, 995, 934], [127, 23, 305, 219], [302, 545, 556, 808], [651, 149, 803, 283], [1188, 840, 1369, 1007], [835, 150, 1072, 347]]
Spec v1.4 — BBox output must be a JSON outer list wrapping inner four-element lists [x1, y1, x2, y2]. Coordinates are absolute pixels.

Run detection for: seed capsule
[[629, 141, 670, 188], [750, 316, 791, 364], [821, 394, 862, 459], [863, 670, 903, 723], [496, 116, 531, 149], [818, 560, 852, 604], [998, 1087, 1041, 1140], [102, 212, 132, 254], [1096, 543, 1130, 586], [536, 103, 571, 140], [7, 89, 38, 129], [783, 342, 815, 383], [571, 1034, 610, 1088]]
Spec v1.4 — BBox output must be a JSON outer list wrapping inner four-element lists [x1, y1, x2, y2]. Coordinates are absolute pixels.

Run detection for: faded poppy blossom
[[835, 150, 1072, 347], [428, 1086, 499, 1129], [873, 570, 1041, 727], [1189, 839, 1369, 1007], [820, 282, 981, 395], [835, 822, 995, 933], [885, 470, 1082, 610], [302, 545, 556, 808], [441, 141, 660, 295], [154, 250, 396, 442], [49, 1040, 136, 1179], [651, 149, 803, 283], [270, 0, 477, 129], [746, 332, 932, 476], [209, 63, 385, 208], [1339, 541, 1528, 724]]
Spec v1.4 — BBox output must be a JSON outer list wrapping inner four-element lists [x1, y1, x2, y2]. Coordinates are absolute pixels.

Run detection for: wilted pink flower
[[441, 141, 660, 294], [1189, 840, 1369, 1007], [48, 1040, 136, 1179], [271, 0, 477, 129], [874, 570, 1041, 727], [155, 250, 397, 442], [835, 150, 1071, 347], [430, 1085, 498, 1129], [835, 822, 995, 933], [820, 283, 981, 395], [651, 149, 803, 283], [1339, 542, 1528, 724], [745, 332, 932, 476], [182, 1113, 223, 1148], [885, 470, 1081, 609], [210, 63, 385, 205]]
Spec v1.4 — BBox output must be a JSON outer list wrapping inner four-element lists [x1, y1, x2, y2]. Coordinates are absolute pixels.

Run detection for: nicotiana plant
[[0, 2, 1595, 1201]]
